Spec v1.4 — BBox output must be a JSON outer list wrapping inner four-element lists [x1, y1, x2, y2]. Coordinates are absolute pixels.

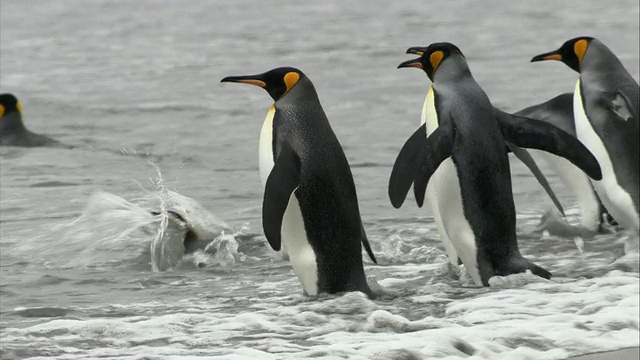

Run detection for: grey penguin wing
[[388, 123, 427, 208], [494, 109, 603, 181], [513, 93, 575, 135], [412, 121, 455, 208], [262, 140, 301, 251], [506, 142, 565, 216]]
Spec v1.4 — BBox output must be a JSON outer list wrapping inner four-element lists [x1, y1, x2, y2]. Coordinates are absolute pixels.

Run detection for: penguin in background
[[389, 43, 602, 286], [531, 37, 639, 234], [515, 93, 616, 235], [221, 67, 377, 298], [0, 93, 65, 148]]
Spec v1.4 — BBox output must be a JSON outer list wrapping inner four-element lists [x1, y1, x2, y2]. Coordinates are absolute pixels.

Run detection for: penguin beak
[[220, 74, 267, 88], [406, 47, 427, 56], [531, 50, 563, 62], [398, 58, 423, 69]]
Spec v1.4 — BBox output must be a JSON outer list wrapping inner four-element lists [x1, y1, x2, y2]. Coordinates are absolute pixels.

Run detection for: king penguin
[[221, 67, 377, 297], [0, 93, 64, 148], [389, 43, 603, 286], [515, 93, 614, 234], [531, 37, 639, 234]]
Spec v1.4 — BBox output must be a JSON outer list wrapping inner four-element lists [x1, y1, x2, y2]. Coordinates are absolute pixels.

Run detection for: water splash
[[12, 161, 235, 271]]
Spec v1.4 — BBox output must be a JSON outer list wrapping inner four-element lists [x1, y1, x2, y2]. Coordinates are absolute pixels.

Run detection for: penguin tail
[[360, 225, 378, 264]]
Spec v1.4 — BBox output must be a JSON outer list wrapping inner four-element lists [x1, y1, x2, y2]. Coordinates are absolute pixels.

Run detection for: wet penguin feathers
[[221, 66, 377, 297], [0, 93, 65, 148]]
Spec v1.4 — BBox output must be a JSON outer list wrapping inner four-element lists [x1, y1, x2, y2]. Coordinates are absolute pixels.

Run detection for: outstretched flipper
[[494, 109, 602, 181], [262, 140, 301, 251], [389, 122, 454, 208], [413, 168, 429, 208], [506, 142, 565, 216], [388, 123, 427, 208], [412, 122, 455, 207]]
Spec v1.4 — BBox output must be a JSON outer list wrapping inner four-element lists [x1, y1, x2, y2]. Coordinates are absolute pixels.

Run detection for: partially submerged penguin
[[150, 210, 212, 255], [0, 93, 65, 148], [531, 37, 639, 234], [222, 67, 377, 298], [389, 43, 603, 286]]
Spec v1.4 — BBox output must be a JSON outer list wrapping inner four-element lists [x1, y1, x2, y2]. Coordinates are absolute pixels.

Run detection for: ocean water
[[1, 0, 639, 359]]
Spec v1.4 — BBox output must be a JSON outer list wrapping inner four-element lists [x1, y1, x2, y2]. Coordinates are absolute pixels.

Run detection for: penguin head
[[221, 67, 306, 101], [0, 93, 25, 133], [398, 42, 466, 81], [530, 36, 595, 72]]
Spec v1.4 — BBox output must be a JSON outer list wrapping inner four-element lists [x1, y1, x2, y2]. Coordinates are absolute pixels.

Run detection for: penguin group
[[220, 36, 637, 297], [4, 36, 638, 298]]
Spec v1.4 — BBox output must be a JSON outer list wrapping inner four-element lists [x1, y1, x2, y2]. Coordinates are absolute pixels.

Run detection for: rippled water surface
[[1, 1, 639, 359]]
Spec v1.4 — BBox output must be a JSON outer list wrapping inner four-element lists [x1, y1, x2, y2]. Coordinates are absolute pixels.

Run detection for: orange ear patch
[[284, 72, 300, 93], [16, 102, 22, 114], [430, 51, 444, 73], [574, 39, 589, 64], [0, 104, 5, 118]]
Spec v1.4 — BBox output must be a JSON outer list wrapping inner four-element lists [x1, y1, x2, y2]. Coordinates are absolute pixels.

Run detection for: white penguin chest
[[423, 86, 439, 135], [257, 105, 320, 295], [573, 79, 639, 231], [259, 105, 276, 187], [423, 86, 481, 285]]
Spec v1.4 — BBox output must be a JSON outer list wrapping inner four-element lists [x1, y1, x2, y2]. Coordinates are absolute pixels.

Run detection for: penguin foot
[[507, 257, 552, 281], [598, 211, 619, 233], [487, 257, 552, 285]]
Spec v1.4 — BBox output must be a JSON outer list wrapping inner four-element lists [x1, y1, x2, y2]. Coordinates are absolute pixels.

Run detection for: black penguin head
[[0, 93, 22, 119], [221, 67, 306, 101], [0, 93, 25, 132], [397, 42, 465, 81], [531, 36, 595, 73]]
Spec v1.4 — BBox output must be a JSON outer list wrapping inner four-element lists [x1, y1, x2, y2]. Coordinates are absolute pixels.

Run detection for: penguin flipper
[[413, 169, 428, 208], [388, 123, 427, 208], [413, 122, 455, 207], [506, 142, 565, 217], [494, 109, 603, 181], [262, 140, 301, 251]]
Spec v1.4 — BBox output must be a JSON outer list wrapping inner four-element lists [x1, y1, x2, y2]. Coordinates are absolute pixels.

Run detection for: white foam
[[3, 267, 636, 359], [10, 189, 234, 271]]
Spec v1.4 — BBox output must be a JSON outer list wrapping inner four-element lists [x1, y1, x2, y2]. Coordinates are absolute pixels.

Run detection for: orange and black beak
[[398, 58, 423, 69], [531, 50, 563, 62], [406, 47, 427, 56], [398, 47, 428, 69], [220, 74, 267, 88]]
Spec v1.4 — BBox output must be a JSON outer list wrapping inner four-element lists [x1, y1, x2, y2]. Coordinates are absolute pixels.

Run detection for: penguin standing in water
[[515, 94, 614, 234], [221, 67, 377, 298], [389, 43, 602, 286], [0, 93, 65, 147], [531, 37, 639, 234]]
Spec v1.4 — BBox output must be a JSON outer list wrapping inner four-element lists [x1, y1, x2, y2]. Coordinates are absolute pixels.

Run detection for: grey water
[[1, 1, 639, 359]]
